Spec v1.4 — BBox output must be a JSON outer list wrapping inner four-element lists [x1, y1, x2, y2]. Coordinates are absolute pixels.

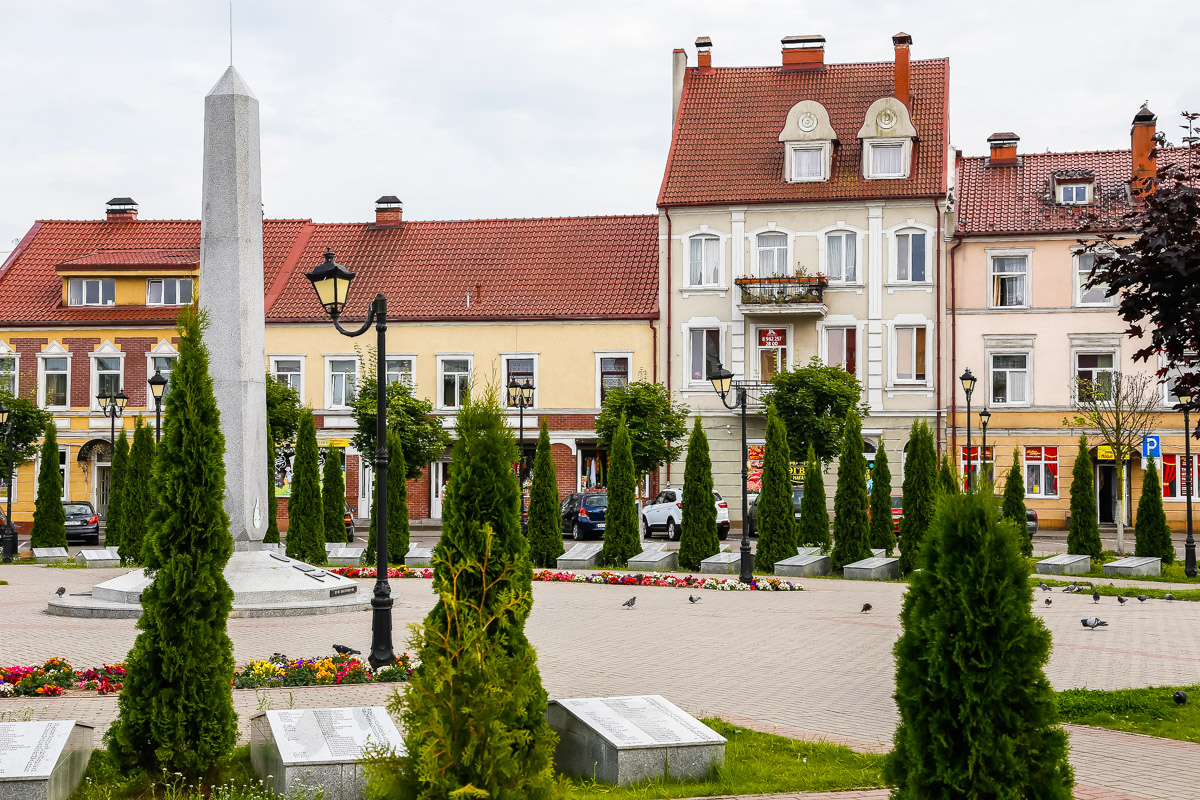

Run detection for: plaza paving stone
[[2, 563, 1199, 799]]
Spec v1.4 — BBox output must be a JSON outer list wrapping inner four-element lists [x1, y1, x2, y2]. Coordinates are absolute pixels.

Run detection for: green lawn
[[69, 746, 300, 800], [1057, 685, 1200, 743], [1033, 575, 1200, 602]]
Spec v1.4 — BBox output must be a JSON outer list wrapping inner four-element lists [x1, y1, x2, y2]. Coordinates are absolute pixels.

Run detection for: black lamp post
[[979, 407, 991, 488], [507, 378, 535, 527], [148, 369, 168, 443], [710, 362, 754, 586], [0, 402, 14, 563], [97, 388, 129, 444], [960, 368, 977, 492], [305, 247, 395, 669], [1177, 386, 1196, 578]]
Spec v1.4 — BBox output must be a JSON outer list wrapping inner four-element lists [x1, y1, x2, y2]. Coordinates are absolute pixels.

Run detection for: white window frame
[[686, 234, 723, 288], [0, 341, 18, 397], [324, 355, 360, 411], [816, 224, 865, 286], [270, 355, 305, 397], [66, 277, 115, 307], [753, 230, 791, 279], [58, 447, 69, 501], [986, 248, 1033, 310], [1023, 446, 1060, 499], [146, 340, 179, 405], [819, 321, 862, 377], [1162, 454, 1200, 501], [385, 354, 416, 390], [502, 353, 539, 410], [594, 350, 633, 408], [863, 138, 912, 180], [37, 342, 71, 411], [145, 277, 194, 307], [1074, 250, 1113, 307], [785, 141, 831, 183], [683, 323, 724, 387], [1058, 182, 1092, 205], [889, 320, 932, 387], [437, 354, 473, 410], [1073, 350, 1118, 403], [1161, 353, 1199, 406], [89, 341, 126, 412], [887, 222, 935, 284], [987, 350, 1032, 408], [752, 325, 791, 381]]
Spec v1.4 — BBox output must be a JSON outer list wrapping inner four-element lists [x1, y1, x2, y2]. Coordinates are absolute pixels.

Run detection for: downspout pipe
[[934, 198, 943, 454], [665, 205, 672, 483], [949, 233, 965, 461]]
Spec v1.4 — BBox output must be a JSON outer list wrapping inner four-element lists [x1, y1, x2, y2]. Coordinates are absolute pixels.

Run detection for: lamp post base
[[368, 583, 396, 669], [739, 538, 754, 586]]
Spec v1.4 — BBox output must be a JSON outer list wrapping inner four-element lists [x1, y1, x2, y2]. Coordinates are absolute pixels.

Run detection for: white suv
[[640, 487, 730, 541]]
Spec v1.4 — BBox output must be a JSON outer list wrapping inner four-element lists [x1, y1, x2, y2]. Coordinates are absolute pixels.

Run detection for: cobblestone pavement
[[2, 564, 1199, 799]]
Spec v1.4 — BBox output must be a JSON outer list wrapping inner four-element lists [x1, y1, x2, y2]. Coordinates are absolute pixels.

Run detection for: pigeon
[[688, 595, 701, 604], [1044, 598, 1052, 606], [1137, 595, 1149, 603], [332, 644, 360, 656], [1081, 617, 1108, 630], [1039, 582, 1051, 592], [1117, 595, 1127, 606], [1063, 584, 1077, 593], [861, 603, 872, 613], [1174, 690, 1188, 706], [1164, 593, 1176, 602], [1093, 589, 1101, 604], [55, 586, 65, 597], [622, 596, 636, 609]]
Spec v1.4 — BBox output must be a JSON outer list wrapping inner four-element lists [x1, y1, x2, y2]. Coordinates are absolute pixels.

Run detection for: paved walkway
[[2, 564, 1198, 799]]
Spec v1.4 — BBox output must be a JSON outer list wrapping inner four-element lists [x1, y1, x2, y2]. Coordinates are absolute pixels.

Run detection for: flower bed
[[1, 659, 125, 697], [328, 566, 433, 579], [326, 565, 800, 592]]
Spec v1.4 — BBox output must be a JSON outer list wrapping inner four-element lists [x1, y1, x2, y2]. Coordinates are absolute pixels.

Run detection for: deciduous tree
[[0, 392, 54, 474], [596, 380, 688, 499], [767, 356, 868, 463], [365, 430, 410, 565]]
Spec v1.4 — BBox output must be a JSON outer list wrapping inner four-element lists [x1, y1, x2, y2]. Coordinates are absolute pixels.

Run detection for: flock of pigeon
[[1035, 581, 1179, 632]]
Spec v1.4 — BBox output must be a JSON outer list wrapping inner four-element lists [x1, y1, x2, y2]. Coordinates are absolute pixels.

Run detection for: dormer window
[[147, 277, 194, 306], [790, 144, 828, 181], [67, 278, 115, 307], [858, 98, 917, 180], [867, 141, 907, 178], [779, 101, 836, 183], [1059, 183, 1091, 205]]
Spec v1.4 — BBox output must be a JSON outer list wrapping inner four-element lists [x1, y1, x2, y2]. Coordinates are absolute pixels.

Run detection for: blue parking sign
[[1142, 435, 1161, 457]]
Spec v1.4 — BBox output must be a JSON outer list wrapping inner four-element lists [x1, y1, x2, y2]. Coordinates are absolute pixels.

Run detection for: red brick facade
[[115, 337, 156, 406], [12, 338, 46, 402], [63, 337, 99, 407]]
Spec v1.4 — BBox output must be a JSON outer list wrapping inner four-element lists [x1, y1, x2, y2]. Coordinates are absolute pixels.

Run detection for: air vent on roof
[[105, 197, 138, 222]]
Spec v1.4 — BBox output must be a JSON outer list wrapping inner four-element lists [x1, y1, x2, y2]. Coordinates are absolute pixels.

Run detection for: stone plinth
[[327, 548, 365, 567], [404, 547, 434, 567], [870, 548, 886, 557], [1036, 554, 1092, 575], [75, 550, 119, 569], [796, 546, 823, 556], [699, 552, 741, 574], [626, 548, 678, 572], [547, 695, 725, 786], [0, 720, 93, 800], [843, 556, 900, 580], [1103, 556, 1162, 577], [32, 548, 69, 564], [774, 554, 830, 577], [251, 707, 404, 800], [557, 542, 603, 571]]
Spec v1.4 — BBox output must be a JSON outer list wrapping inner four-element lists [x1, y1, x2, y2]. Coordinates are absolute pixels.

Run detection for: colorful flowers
[[531, 570, 800, 591], [327, 566, 433, 579], [231, 652, 412, 689]]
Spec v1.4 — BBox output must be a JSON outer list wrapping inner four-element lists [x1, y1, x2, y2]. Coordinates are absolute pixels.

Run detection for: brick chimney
[[695, 36, 712, 69], [672, 48, 688, 123], [105, 197, 138, 222], [892, 32, 912, 108], [781, 35, 825, 71], [987, 133, 1020, 166], [374, 196, 403, 226], [1131, 104, 1157, 196]]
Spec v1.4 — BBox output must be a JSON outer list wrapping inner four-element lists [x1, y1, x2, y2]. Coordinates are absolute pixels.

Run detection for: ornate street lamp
[[960, 369, 977, 492], [0, 402, 14, 563], [97, 388, 129, 444], [507, 378, 536, 528], [305, 247, 395, 669], [709, 363, 753, 585], [1177, 386, 1196, 578], [148, 369, 168, 443], [979, 408, 991, 488]]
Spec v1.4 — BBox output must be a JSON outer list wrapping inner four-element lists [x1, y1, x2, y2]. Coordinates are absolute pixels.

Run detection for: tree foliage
[[678, 417, 719, 571], [938, 452, 959, 497], [595, 380, 688, 490], [106, 305, 237, 782], [755, 407, 797, 572], [868, 444, 894, 555], [1002, 448, 1031, 557], [897, 421, 937, 576], [365, 430, 410, 566], [1067, 435, 1102, 559], [527, 419, 564, 568], [0, 391, 54, 472], [322, 448, 346, 543], [767, 356, 869, 463], [264, 429, 280, 544], [797, 444, 830, 552], [30, 422, 65, 549], [885, 491, 1073, 798], [599, 416, 639, 567], [1134, 456, 1174, 564], [265, 374, 303, 447], [120, 419, 155, 564], [286, 410, 325, 564], [831, 411, 872, 570], [105, 429, 130, 548]]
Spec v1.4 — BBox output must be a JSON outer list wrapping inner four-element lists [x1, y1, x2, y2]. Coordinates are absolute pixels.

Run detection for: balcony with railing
[[734, 275, 827, 315]]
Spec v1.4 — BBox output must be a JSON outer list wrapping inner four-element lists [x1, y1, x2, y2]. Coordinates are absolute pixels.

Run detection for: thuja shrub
[[897, 421, 937, 576], [1135, 456, 1174, 564], [264, 429, 280, 544], [105, 429, 130, 548], [755, 407, 797, 572], [286, 411, 325, 564], [599, 416, 639, 567], [678, 417, 719, 570], [322, 447, 346, 543], [30, 422, 66, 549], [1067, 435, 1102, 558], [868, 443, 894, 555], [527, 418, 565, 568], [120, 418, 154, 564], [796, 443, 830, 551], [830, 410, 871, 570], [1002, 447, 1031, 557]]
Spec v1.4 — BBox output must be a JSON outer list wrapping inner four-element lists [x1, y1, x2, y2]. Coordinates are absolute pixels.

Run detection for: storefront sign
[[758, 328, 786, 348]]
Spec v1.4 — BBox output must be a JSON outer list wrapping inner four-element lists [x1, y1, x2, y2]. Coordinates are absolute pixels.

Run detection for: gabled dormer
[[1053, 169, 1095, 205], [857, 97, 917, 180], [778, 100, 837, 183]]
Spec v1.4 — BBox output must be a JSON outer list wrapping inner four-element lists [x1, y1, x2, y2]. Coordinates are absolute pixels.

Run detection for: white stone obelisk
[[199, 66, 267, 547]]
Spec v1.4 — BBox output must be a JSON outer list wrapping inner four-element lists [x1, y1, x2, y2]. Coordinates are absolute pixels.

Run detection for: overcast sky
[[1, 0, 1196, 256]]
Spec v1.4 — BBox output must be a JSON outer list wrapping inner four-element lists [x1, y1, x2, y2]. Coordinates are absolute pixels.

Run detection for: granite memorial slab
[[32, 548, 69, 564], [104, 546, 121, 558], [547, 695, 725, 786], [0, 720, 94, 800], [324, 543, 340, 554], [871, 548, 886, 558], [1103, 556, 1162, 577], [796, 546, 823, 556], [557, 542, 603, 571], [774, 553, 830, 577], [843, 556, 900, 580], [75, 550, 119, 569], [699, 552, 741, 574], [327, 548, 366, 567], [251, 706, 404, 800], [626, 543, 677, 572], [1036, 554, 1091, 575], [404, 547, 434, 567]]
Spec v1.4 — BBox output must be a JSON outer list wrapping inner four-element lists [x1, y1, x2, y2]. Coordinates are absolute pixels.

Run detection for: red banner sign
[[758, 328, 786, 347]]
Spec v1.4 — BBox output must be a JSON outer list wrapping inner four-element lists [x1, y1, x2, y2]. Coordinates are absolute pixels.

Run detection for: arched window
[[756, 232, 788, 278], [688, 235, 721, 286]]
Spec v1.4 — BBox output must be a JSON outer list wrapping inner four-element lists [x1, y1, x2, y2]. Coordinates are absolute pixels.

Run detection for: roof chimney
[[695, 36, 712, 69], [1131, 104, 1158, 196], [374, 195, 403, 226], [105, 197, 138, 222], [672, 48, 688, 123], [987, 133, 1020, 166], [782, 35, 825, 71], [892, 32, 912, 108]]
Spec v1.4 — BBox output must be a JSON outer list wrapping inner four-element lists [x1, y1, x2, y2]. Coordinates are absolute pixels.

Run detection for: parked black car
[[1027, 508, 1039, 538], [744, 488, 804, 537], [64, 501, 100, 546], [560, 492, 607, 539]]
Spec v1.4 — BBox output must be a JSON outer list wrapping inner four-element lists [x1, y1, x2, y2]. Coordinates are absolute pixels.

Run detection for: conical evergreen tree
[[1135, 457, 1173, 564], [286, 410, 325, 563], [322, 447, 346, 543], [264, 429, 280, 544], [885, 491, 1073, 798], [678, 418, 719, 570], [599, 416, 639, 567], [831, 411, 872, 570], [106, 306, 237, 781], [374, 385, 556, 799], [104, 429, 130, 548], [120, 418, 154, 564], [898, 421, 937, 576], [938, 452, 959, 497], [1002, 448, 1031, 556], [30, 423, 65, 549], [756, 407, 797, 572], [868, 444, 895, 555], [365, 432, 411, 565], [527, 419, 565, 568], [1067, 435, 1102, 558], [796, 443, 830, 551]]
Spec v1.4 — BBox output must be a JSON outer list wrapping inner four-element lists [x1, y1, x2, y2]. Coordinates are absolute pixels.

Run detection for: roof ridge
[[960, 148, 1133, 162], [307, 213, 658, 226], [688, 57, 948, 72]]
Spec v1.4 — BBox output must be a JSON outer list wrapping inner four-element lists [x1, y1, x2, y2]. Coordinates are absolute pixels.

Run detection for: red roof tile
[[658, 59, 950, 207], [58, 248, 199, 268]]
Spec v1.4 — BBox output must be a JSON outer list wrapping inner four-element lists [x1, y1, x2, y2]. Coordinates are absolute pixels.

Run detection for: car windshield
[[712, 491, 723, 501], [792, 490, 804, 504], [583, 495, 607, 509], [64, 504, 92, 516], [892, 498, 903, 510]]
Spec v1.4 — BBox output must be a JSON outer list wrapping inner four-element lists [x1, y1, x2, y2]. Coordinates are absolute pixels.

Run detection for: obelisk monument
[[198, 66, 267, 547]]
